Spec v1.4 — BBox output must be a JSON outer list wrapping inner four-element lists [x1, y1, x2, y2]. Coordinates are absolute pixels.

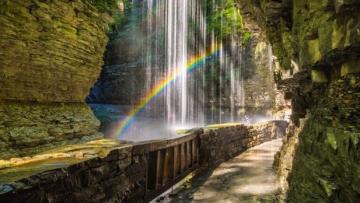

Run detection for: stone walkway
[[163, 139, 283, 203]]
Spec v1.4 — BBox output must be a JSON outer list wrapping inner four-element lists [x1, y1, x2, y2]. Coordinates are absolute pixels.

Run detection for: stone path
[[163, 139, 283, 203]]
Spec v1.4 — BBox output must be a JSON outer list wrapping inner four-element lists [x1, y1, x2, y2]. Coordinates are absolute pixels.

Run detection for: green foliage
[[86, 0, 119, 14], [242, 31, 252, 45], [86, 0, 129, 34], [205, 0, 243, 39]]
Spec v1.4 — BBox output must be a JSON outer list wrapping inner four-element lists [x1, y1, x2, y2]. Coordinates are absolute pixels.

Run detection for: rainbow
[[109, 44, 222, 138]]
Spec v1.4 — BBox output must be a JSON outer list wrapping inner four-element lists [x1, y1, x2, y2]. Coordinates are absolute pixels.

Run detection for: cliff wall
[[236, 0, 360, 201], [0, 0, 111, 159], [87, 2, 282, 117]]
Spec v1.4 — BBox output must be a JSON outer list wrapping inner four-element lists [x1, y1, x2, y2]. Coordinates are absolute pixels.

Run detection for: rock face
[[87, 2, 150, 105], [288, 74, 360, 202], [240, 23, 281, 115], [87, 1, 282, 117], [0, 0, 110, 159], [242, 40, 276, 114], [0, 120, 288, 203], [236, 0, 360, 202]]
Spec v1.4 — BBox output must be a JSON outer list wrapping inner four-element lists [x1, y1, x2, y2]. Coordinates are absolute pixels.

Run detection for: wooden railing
[[133, 132, 200, 201]]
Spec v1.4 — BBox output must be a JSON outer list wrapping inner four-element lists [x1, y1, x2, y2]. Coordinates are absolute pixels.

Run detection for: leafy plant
[[242, 31, 252, 45], [205, 0, 243, 39], [203, 0, 252, 45], [86, 0, 130, 33]]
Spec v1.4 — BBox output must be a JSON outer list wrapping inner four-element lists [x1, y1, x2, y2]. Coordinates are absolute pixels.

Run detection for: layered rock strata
[[236, 0, 360, 202], [0, 0, 111, 159]]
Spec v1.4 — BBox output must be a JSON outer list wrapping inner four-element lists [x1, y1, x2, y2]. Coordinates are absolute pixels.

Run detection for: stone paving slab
[[165, 139, 283, 203]]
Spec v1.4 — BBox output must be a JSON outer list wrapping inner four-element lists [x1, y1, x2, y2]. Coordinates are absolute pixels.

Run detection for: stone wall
[[236, 0, 360, 202], [199, 120, 288, 167], [0, 0, 111, 159], [0, 120, 288, 202]]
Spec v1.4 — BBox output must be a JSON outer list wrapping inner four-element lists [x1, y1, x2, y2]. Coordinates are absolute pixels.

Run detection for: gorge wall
[[0, 0, 111, 159], [87, 1, 282, 117], [87, 1, 146, 105], [236, 0, 360, 202], [240, 12, 288, 116]]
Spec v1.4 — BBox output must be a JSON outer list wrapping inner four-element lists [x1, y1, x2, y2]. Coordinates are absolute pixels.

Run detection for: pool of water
[[89, 103, 274, 142]]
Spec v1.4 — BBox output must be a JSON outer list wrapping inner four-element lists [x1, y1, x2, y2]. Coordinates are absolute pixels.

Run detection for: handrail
[[132, 131, 202, 201]]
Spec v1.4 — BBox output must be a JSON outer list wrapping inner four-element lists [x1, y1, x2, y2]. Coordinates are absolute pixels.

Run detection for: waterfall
[[143, 0, 209, 127], [107, 0, 247, 140], [141, 0, 246, 125]]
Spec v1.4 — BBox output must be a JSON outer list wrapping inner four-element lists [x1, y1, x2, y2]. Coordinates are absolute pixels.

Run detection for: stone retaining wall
[[200, 120, 288, 167], [0, 120, 288, 202]]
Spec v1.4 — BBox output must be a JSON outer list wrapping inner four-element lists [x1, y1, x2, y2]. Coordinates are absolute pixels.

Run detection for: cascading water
[[143, 0, 208, 127], [92, 0, 249, 141]]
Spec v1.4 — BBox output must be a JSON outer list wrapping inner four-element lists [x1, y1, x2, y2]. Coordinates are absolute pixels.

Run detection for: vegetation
[[86, 0, 130, 34], [204, 0, 250, 43], [86, 0, 120, 14]]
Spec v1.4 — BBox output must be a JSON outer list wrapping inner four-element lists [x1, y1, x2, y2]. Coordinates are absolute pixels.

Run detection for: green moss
[[341, 59, 360, 76], [86, 0, 120, 14], [326, 128, 337, 150], [350, 133, 359, 147], [332, 19, 346, 49], [288, 74, 360, 202], [319, 178, 337, 197], [307, 39, 322, 64], [312, 70, 328, 83], [86, 0, 129, 33], [205, 0, 244, 39], [242, 31, 252, 45]]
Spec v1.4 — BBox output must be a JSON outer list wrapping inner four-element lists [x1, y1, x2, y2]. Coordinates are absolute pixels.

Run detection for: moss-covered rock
[[287, 74, 360, 202], [0, 102, 102, 160], [0, 0, 112, 159], [235, 0, 360, 202], [341, 59, 360, 76], [0, 0, 110, 102]]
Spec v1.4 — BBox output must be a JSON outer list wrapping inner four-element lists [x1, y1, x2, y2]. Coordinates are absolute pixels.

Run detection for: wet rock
[[234, 1, 360, 202], [0, 102, 103, 159], [0, 0, 112, 159]]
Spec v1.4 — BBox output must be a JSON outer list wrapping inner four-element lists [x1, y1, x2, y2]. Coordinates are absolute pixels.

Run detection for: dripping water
[[96, 0, 250, 141]]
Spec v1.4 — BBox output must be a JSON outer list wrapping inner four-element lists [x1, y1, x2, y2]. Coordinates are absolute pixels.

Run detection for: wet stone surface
[[165, 139, 283, 203]]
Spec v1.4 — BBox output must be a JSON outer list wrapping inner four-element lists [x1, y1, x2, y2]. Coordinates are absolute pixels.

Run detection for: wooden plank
[[144, 136, 202, 201], [162, 149, 171, 185], [133, 132, 199, 154], [190, 140, 196, 166], [192, 138, 197, 164], [156, 150, 163, 189], [168, 147, 174, 180], [196, 138, 199, 163], [173, 146, 178, 178], [147, 151, 158, 190], [187, 141, 191, 168], [180, 143, 186, 172], [195, 139, 198, 163], [177, 145, 182, 175]]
